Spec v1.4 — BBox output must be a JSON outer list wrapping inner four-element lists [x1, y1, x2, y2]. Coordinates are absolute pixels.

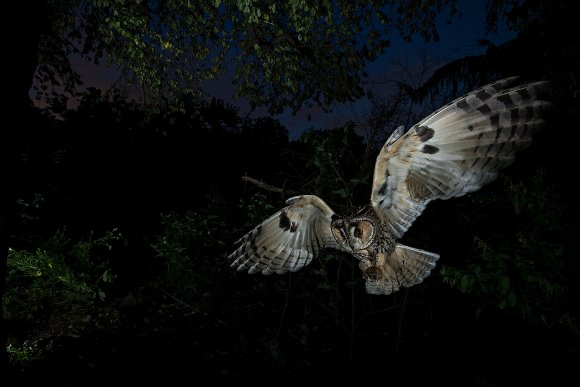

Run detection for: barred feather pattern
[[371, 76, 552, 238], [228, 195, 339, 275]]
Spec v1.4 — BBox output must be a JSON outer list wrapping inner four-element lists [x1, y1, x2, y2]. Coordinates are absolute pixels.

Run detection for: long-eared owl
[[228, 77, 551, 295]]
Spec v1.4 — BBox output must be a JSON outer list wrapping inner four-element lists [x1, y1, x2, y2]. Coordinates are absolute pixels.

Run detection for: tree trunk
[[1, 0, 48, 372]]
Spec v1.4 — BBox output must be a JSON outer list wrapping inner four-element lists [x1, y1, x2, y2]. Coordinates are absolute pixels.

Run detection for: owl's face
[[331, 216, 376, 260]]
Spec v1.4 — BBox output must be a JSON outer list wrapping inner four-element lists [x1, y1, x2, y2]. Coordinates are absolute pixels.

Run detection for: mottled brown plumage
[[229, 77, 551, 295]]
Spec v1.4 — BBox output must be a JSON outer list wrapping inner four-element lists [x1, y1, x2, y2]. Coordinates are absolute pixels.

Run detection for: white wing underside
[[228, 195, 341, 274], [371, 77, 551, 238]]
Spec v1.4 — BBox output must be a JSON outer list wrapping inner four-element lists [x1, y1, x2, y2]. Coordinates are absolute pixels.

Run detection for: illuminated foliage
[[35, 0, 459, 113]]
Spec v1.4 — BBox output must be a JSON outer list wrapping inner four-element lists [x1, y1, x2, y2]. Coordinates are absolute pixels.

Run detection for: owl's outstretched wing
[[371, 77, 551, 238], [229, 195, 341, 274]]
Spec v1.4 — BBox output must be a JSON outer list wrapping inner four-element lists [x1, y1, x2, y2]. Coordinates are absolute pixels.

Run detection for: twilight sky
[[68, 1, 514, 140]]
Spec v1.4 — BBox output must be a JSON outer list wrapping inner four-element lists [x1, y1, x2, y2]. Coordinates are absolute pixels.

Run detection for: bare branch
[[241, 175, 297, 195]]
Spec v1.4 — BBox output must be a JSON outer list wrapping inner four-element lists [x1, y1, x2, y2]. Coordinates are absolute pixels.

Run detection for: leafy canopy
[[38, 0, 458, 114]]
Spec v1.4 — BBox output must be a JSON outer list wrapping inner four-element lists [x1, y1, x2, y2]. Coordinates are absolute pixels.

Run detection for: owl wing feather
[[229, 195, 342, 275], [371, 77, 551, 238]]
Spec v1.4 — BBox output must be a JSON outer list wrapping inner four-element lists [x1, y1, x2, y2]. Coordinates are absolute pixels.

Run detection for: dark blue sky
[[69, 1, 514, 140], [202, 1, 514, 140]]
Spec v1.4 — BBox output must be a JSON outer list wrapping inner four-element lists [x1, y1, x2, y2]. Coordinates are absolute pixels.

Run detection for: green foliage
[[441, 237, 523, 311], [441, 169, 579, 336], [236, 192, 278, 226], [14, 193, 45, 224], [299, 123, 370, 207], [3, 227, 121, 365], [34, 0, 459, 114], [151, 202, 229, 310], [6, 340, 54, 367]]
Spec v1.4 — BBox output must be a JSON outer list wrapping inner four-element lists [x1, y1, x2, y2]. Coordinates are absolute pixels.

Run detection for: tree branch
[[241, 175, 297, 195]]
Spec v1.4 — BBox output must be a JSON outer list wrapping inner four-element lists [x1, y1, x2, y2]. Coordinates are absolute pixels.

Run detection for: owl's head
[[331, 215, 376, 259]]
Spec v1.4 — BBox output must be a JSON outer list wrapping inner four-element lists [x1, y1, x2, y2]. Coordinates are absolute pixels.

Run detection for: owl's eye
[[348, 220, 374, 250], [351, 220, 373, 239]]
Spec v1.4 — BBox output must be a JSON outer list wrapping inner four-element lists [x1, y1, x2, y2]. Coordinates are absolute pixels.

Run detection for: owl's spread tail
[[364, 244, 440, 295]]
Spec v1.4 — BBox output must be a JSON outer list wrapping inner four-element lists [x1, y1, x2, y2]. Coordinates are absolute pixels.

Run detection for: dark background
[[2, 1, 579, 386]]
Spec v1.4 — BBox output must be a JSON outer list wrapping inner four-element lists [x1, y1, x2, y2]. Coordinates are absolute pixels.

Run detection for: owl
[[228, 76, 551, 295]]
